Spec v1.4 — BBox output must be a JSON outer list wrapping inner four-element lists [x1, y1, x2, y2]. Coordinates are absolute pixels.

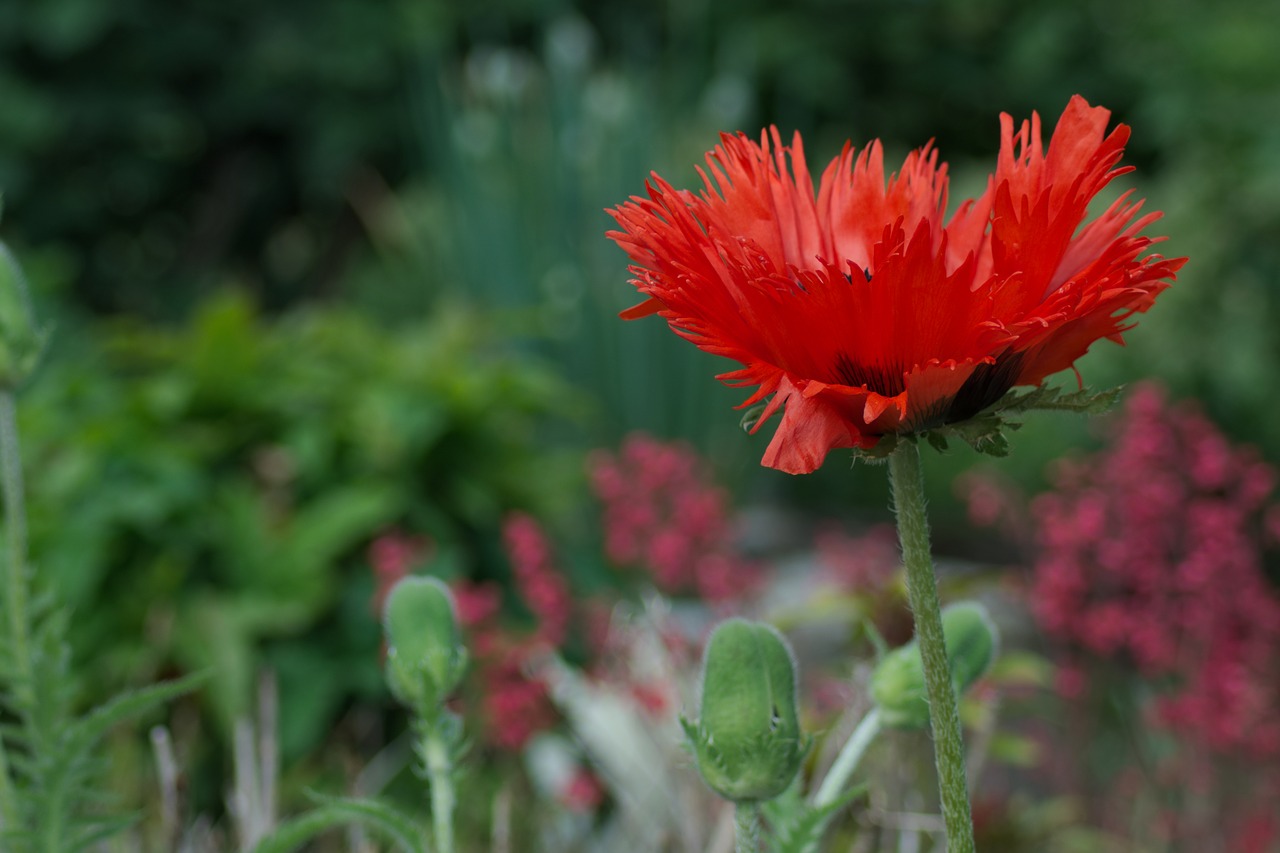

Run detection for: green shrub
[[17, 292, 581, 771]]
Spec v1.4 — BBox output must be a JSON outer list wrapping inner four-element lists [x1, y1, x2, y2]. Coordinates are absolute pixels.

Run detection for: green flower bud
[[870, 601, 999, 730], [0, 240, 49, 391], [383, 576, 468, 710], [684, 618, 806, 802]]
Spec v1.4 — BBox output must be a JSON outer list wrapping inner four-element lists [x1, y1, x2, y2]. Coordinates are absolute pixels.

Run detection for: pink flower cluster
[[955, 384, 1280, 848], [449, 571, 560, 752], [1027, 384, 1280, 758], [503, 512, 573, 647], [588, 433, 759, 602], [444, 511, 579, 752]]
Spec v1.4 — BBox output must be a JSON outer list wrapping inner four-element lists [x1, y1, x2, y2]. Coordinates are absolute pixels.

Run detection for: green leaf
[[769, 782, 868, 853], [64, 671, 208, 759], [67, 813, 142, 851], [253, 795, 428, 853], [912, 383, 1122, 459], [993, 384, 1124, 416]]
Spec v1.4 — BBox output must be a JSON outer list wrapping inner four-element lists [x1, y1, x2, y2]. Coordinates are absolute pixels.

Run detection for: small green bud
[[383, 576, 468, 710], [0, 241, 49, 390], [684, 618, 806, 802], [870, 601, 999, 729]]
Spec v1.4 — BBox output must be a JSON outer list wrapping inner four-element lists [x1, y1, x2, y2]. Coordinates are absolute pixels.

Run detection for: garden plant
[[5, 6, 1280, 846]]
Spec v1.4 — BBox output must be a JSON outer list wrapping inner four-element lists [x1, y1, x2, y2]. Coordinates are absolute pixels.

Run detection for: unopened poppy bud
[[0, 240, 48, 391], [683, 619, 806, 802], [871, 601, 998, 730], [383, 576, 468, 710]]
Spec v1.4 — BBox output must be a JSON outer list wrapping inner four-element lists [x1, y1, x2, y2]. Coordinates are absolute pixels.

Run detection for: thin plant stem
[[423, 723, 456, 853], [0, 390, 31, 829], [887, 440, 975, 853], [0, 393, 32, 699], [0, 724, 13, 834], [812, 707, 882, 808], [734, 801, 761, 853]]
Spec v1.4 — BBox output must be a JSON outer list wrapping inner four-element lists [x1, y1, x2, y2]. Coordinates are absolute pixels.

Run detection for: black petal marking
[[834, 354, 906, 396], [944, 351, 1025, 424]]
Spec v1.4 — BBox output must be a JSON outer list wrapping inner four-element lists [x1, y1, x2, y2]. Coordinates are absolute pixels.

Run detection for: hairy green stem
[[422, 723, 456, 853], [812, 707, 881, 808], [0, 391, 30, 829], [888, 441, 975, 853], [734, 801, 761, 853]]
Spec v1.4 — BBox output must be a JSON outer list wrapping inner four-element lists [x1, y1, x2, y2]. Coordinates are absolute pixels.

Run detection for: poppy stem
[[420, 715, 458, 853], [733, 801, 761, 853], [887, 440, 976, 853]]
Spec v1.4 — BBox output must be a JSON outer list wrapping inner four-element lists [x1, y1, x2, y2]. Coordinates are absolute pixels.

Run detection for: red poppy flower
[[607, 96, 1185, 474]]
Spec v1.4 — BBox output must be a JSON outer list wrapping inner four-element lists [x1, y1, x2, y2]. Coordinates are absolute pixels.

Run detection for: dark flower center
[[833, 350, 1025, 432]]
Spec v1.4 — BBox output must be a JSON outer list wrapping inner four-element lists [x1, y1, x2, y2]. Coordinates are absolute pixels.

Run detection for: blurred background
[[1, 0, 1278, 848]]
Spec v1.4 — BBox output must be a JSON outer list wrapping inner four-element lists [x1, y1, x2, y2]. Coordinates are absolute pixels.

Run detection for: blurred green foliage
[[3, 0, 1278, 467], [18, 293, 579, 762]]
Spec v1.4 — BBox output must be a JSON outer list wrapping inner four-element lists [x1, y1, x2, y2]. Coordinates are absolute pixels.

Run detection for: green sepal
[[914, 384, 1124, 458], [687, 619, 807, 802], [994, 383, 1124, 415], [849, 433, 900, 464], [740, 403, 768, 433], [682, 714, 812, 805], [849, 384, 1125, 464]]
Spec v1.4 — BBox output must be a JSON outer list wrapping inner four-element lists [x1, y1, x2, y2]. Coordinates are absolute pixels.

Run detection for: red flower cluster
[[608, 96, 1184, 473], [1028, 385, 1280, 758], [588, 433, 759, 602]]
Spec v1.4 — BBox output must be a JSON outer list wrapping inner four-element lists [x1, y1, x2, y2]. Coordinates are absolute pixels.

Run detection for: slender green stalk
[[887, 441, 975, 853], [0, 393, 32, 699], [0, 722, 14, 835], [812, 707, 881, 808], [422, 723, 456, 853], [734, 801, 761, 853], [0, 391, 30, 829]]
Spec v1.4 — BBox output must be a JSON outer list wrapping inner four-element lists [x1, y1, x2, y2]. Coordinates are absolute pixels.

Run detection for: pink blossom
[[1024, 385, 1280, 757], [589, 433, 760, 602], [502, 512, 573, 647]]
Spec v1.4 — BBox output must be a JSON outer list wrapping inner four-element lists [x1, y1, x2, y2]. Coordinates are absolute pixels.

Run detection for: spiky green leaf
[[64, 671, 208, 760], [253, 795, 427, 853], [769, 783, 868, 853]]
